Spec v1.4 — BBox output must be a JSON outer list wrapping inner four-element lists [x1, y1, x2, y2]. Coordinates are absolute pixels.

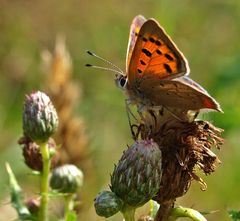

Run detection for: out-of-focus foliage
[[228, 210, 240, 221], [0, 0, 239, 220]]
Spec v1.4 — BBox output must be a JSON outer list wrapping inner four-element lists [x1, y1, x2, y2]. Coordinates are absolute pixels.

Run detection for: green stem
[[39, 142, 50, 221], [64, 194, 75, 219], [169, 207, 207, 221], [121, 205, 135, 221]]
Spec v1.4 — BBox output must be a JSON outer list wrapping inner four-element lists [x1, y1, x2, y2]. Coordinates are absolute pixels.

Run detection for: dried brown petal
[[19, 136, 59, 171]]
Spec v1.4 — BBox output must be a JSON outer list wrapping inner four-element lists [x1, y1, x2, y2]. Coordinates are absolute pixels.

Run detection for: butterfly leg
[[147, 109, 159, 134], [125, 99, 140, 140], [125, 100, 153, 140], [136, 105, 159, 139], [125, 99, 138, 121], [136, 104, 149, 122]]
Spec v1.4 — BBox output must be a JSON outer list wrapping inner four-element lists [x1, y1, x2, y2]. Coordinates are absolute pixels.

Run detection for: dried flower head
[[25, 198, 40, 215], [23, 91, 58, 143], [42, 37, 88, 165], [132, 109, 223, 221], [18, 136, 58, 171]]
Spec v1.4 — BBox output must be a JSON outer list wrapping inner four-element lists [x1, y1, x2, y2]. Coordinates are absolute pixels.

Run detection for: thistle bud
[[94, 191, 123, 218], [50, 164, 83, 193], [25, 198, 40, 215], [110, 140, 162, 208], [23, 91, 58, 143], [18, 136, 58, 171]]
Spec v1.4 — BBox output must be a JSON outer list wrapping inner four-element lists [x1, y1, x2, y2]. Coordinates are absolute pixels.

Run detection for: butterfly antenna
[[86, 50, 123, 74], [85, 64, 123, 75]]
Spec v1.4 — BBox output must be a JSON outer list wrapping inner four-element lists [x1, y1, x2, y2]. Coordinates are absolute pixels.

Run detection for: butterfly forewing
[[126, 15, 146, 73], [128, 19, 189, 85]]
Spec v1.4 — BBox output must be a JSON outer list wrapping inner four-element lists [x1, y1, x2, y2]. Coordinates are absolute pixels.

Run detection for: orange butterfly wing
[[128, 18, 189, 85], [126, 15, 146, 73]]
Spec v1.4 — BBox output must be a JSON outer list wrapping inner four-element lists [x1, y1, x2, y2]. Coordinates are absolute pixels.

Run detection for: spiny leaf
[[6, 162, 33, 220]]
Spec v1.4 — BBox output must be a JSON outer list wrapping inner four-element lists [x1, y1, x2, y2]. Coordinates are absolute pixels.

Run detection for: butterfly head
[[115, 74, 128, 90]]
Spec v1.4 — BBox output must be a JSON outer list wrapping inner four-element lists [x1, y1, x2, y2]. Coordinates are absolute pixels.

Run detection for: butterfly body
[[115, 15, 222, 115]]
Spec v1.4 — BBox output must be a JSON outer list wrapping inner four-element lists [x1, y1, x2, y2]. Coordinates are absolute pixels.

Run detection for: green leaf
[[5, 162, 33, 220], [149, 200, 160, 218], [31, 170, 41, 176], [65, 211, 77, 221]]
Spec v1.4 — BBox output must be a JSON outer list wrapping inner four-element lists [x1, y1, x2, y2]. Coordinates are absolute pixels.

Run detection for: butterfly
[[114, 15, 222, 115]]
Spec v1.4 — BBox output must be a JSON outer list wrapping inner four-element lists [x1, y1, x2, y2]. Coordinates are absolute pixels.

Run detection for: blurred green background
[[0, 0, 239, 220]]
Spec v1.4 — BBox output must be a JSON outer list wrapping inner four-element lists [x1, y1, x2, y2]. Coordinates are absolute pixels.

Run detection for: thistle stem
[[122, 205, 135, 221], [39, 142, 50, 221], [64, 194, 75, 219], [168, 207, 207, 221]]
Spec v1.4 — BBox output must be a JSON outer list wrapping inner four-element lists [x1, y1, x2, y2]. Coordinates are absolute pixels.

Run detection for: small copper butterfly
[[114, 15, 222, 113], [86, 15, 222, 117]]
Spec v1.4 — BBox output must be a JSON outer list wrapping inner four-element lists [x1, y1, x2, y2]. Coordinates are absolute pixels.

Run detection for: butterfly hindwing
[[174, 76, 222, 112], [138, 76, 221, 111], [128, 18, 189, 84]]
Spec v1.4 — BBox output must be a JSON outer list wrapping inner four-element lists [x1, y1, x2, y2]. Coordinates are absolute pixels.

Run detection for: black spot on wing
[[137, 69, 142, 74], [142, 48, 152, 57], [172, 51, 185, 70], [163, 64, 173, 73], [155, 40, 161, 46], [140, 60, 146, 65], [142, 37, 148, 42], [164, 53, 174, 61], [149, 37, 155, 43], [156, 49, 162, 55]]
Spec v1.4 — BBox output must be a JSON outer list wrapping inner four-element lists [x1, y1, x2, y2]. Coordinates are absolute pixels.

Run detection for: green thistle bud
[[110, 140, 162, 208], [50, 164, 83, 193], [94, 191, 123, 218], [23, 91, 58, 143]]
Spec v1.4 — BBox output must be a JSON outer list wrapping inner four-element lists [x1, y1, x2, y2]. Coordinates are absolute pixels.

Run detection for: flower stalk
[[169, 207, 207, 221], [64, 194, 75, 219], [122, 205, 136, 221], [39, 142, 51, 221]]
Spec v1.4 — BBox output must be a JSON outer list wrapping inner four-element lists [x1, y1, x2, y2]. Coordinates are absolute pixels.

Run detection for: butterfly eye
[[120, 77, 127, 87], [115, 75, 127, 89]]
